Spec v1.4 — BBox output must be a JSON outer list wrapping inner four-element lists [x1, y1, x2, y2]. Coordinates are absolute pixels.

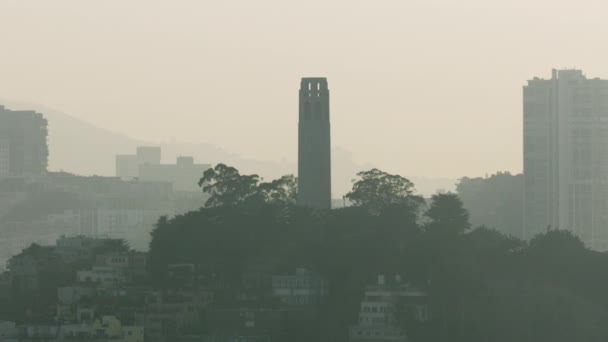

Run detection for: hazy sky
[[1, 0, 607, 178]]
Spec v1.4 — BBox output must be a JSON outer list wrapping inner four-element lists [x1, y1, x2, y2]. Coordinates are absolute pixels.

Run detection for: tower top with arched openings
[[299, 78, 330, 122]]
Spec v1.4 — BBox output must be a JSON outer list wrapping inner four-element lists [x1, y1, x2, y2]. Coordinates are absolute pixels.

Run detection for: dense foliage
[[148, 166, 608, 341], [345, 169, 424, 215], [199, 163, 298, 208], [0, 240, 130, 323]]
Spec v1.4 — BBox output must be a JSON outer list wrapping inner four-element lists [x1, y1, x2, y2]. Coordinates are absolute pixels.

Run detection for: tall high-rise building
[[0, 106, 48, 178], [524, 69, 608, 250], [297, 77, 332, 209]]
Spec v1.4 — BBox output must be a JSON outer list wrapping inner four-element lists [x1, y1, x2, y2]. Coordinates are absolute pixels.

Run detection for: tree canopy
[[198, 164, 261, 207], [345, 168, 424, 214], [199, 163, 297, 208], [425, 192, 471, 236], [146, 165, 608, 342]]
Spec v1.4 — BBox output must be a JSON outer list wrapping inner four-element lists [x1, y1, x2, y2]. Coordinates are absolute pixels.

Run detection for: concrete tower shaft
[[297, 77, 332, 209]]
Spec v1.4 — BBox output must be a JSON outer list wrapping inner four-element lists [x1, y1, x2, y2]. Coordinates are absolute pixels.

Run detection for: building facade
[[139, 156, 210, 192], [116, 147, 209, 192], [0, 106, 48, 178], [116, 146, 161, 181], [524, 69, 608, 250], [0, 138, 10, 179], [271, 268, 329, 305], [349, 275, 430, 342], [115, 155, 139, 181], [297, 78, 332, 209]]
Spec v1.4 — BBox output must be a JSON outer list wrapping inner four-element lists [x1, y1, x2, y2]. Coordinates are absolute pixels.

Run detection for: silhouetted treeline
[[148, 165, 608, 342]]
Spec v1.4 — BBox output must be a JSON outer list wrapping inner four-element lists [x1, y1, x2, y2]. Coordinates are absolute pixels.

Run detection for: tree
[[149, 165, 608, 342], [425, 192, 471, 236], [345, 168, 423, 214], [466, 226, 524, 255], [198, 164, 261, 207], [6, 243, 73, 322], [257, 175, 297, 205], [529, 229, 586, 256], [199, 164, 298, 208]]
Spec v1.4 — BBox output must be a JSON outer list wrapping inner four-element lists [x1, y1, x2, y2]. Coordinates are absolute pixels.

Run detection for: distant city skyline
[[3, 3, 608, 340], [0, 100, 458, 197], [4, 0, 607, 179]]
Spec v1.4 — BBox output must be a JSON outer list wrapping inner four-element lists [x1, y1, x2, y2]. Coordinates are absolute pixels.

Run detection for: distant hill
[[0, 101, 455, 197]]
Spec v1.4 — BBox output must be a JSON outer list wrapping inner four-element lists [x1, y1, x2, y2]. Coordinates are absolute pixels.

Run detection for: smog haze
[[2, 0, 605, 178]]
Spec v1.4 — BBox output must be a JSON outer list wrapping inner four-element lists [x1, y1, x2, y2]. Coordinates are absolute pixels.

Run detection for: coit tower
[[297, 77, 332, 209]]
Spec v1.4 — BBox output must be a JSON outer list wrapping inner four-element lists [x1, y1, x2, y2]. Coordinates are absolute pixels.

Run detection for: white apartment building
[[524, 69, 608, 249]]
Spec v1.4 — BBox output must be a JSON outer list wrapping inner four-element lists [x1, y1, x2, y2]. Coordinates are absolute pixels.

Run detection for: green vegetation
[[147, 165, 608, 341], [0, 239, 130, 323]]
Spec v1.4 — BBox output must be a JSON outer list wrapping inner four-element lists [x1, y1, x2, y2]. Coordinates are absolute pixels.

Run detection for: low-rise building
[[77, 266, 126, 287], [95, 251, 147, 280], [364, 275, 431, 322], [18, 325, 60, 341], [271, 268, 329, 305], [349, 275, 431, 342]]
